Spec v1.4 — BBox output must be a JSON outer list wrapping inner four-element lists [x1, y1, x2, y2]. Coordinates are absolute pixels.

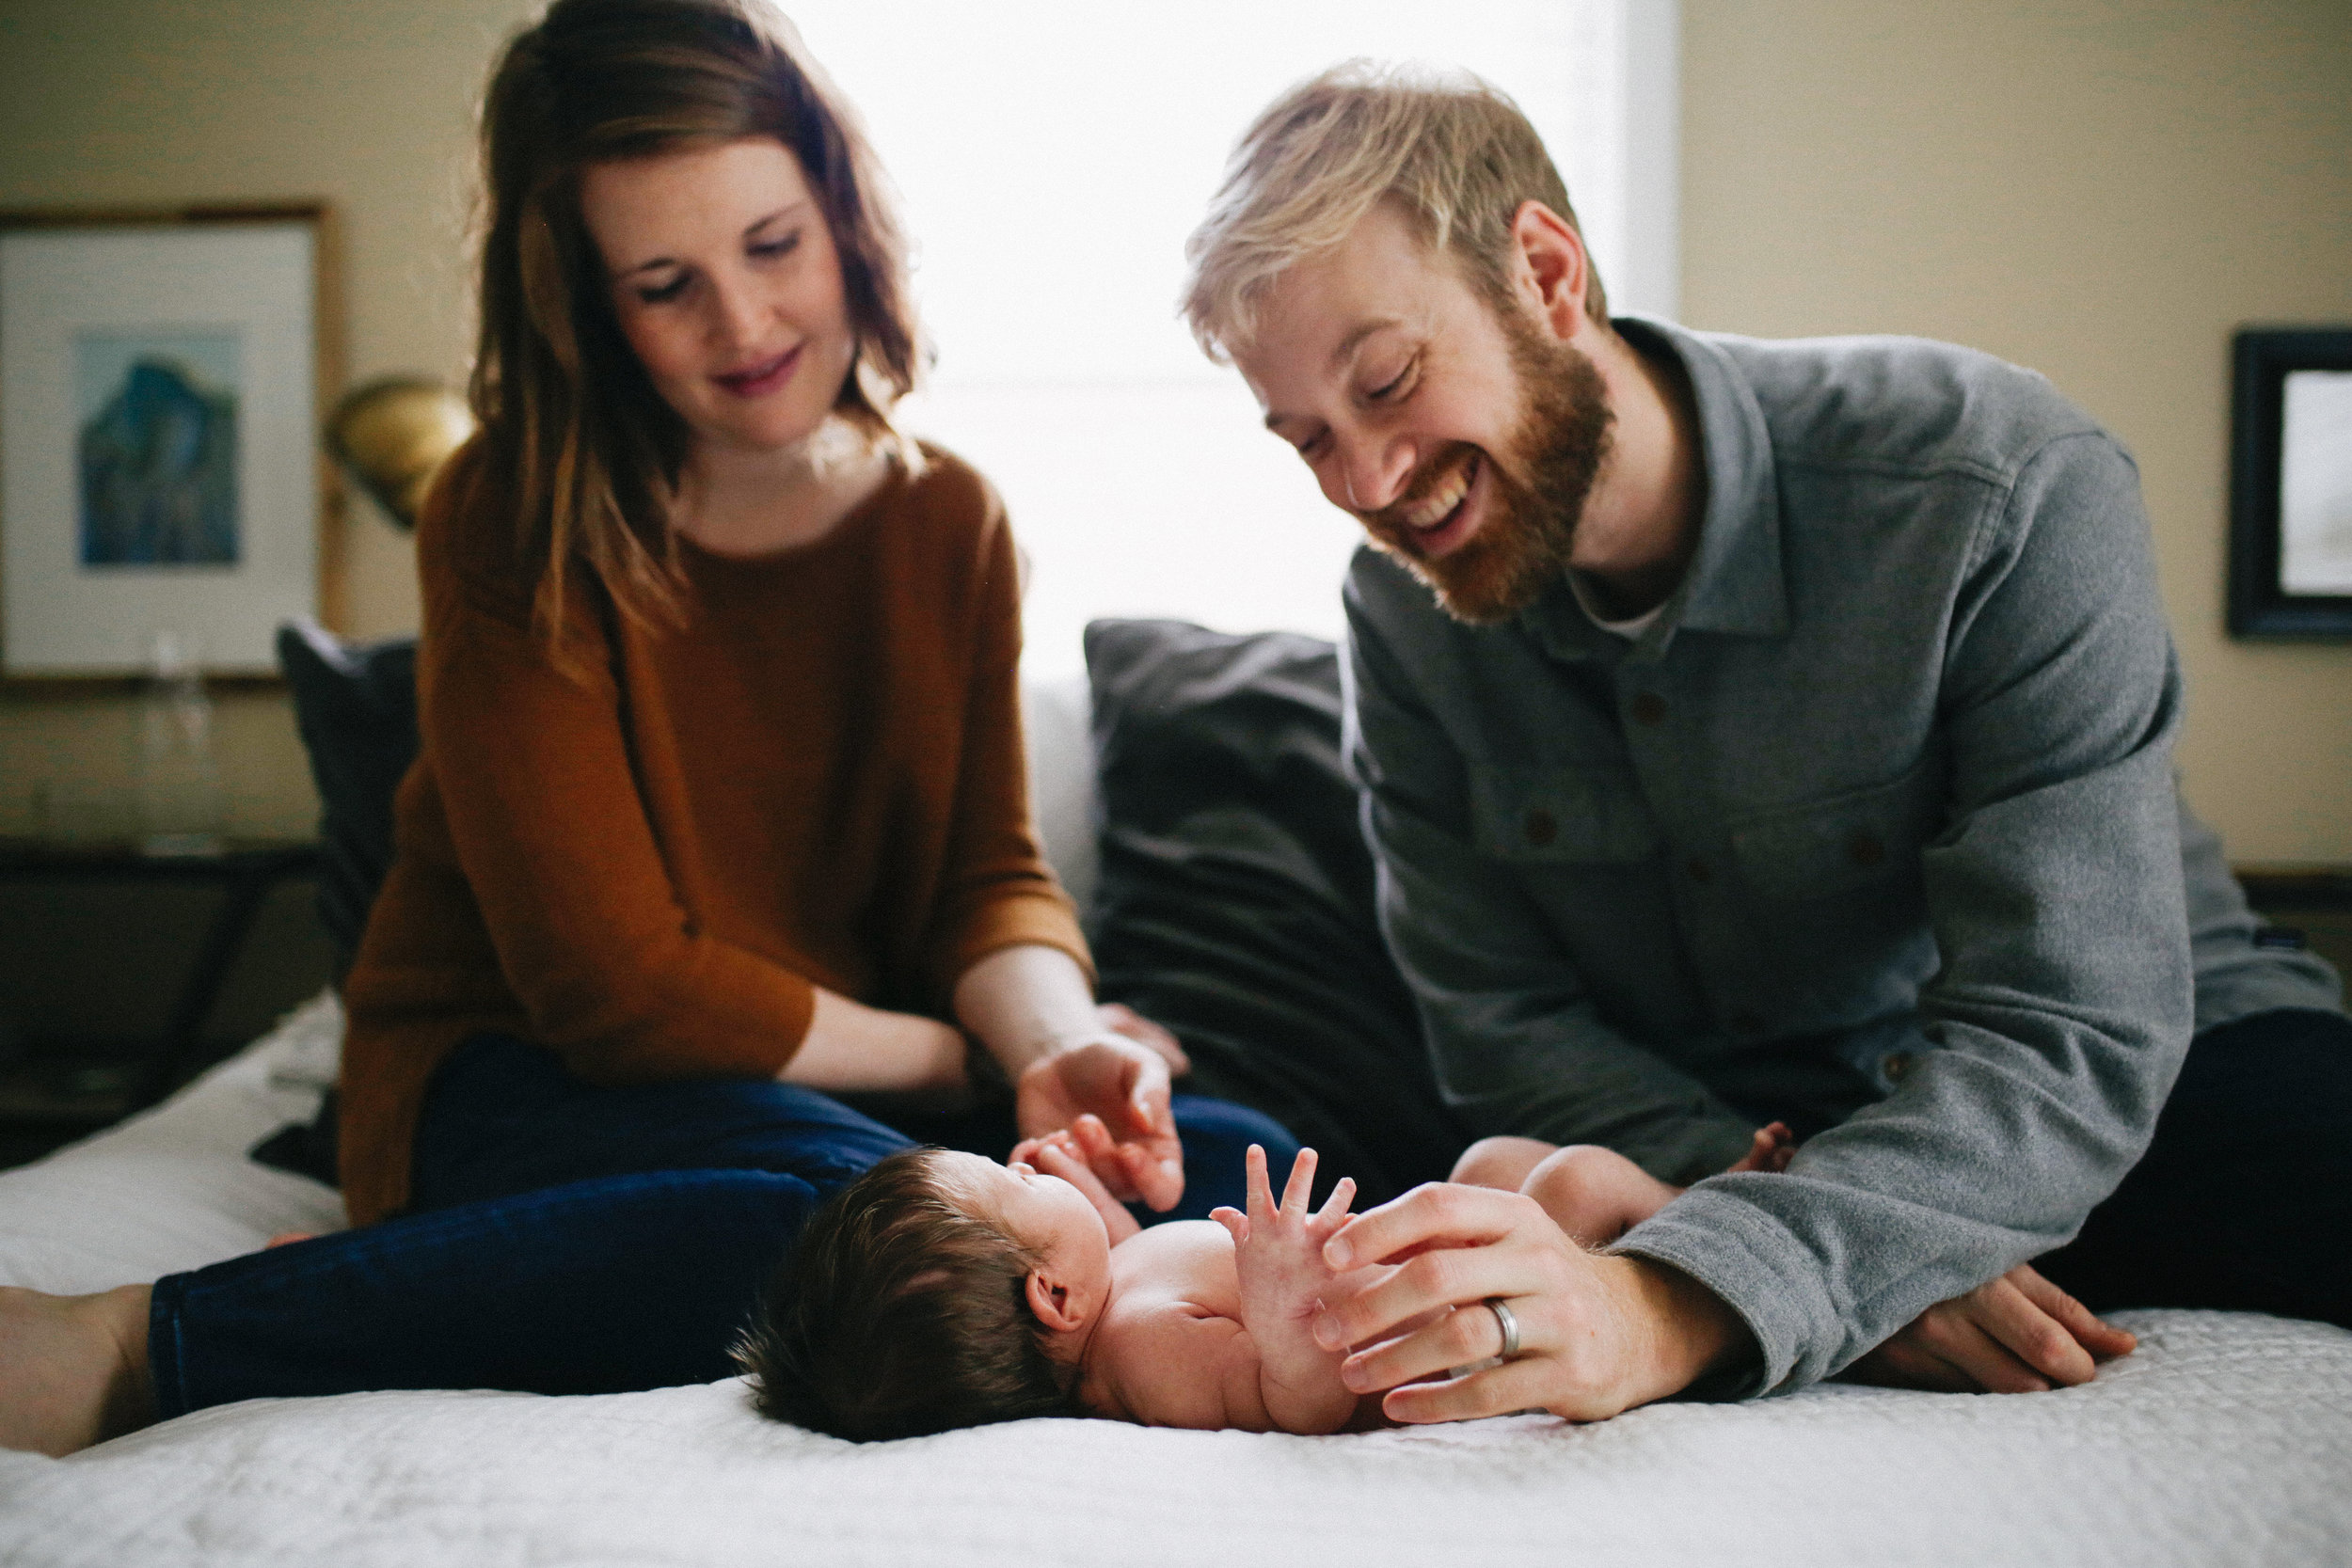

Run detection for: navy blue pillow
[[1084, 619, 1471, 1206], [276, 619, 419, 970]]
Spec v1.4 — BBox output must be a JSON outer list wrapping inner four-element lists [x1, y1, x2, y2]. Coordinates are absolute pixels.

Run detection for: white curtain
[[790, 0, 1670, 675]]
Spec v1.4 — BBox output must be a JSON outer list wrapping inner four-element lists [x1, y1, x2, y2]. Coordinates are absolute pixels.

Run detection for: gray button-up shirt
[[1343, 318, 2343, 1397]]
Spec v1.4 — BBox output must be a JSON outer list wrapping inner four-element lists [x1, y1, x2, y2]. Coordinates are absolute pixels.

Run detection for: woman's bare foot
[[0, 1284, 155, 1455]]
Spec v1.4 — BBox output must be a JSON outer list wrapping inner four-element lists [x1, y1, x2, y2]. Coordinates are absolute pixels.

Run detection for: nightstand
[[0, 838, 329, 1165]]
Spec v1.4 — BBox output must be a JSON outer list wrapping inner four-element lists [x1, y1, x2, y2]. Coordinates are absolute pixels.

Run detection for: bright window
[[792, 1, 1678, 675]]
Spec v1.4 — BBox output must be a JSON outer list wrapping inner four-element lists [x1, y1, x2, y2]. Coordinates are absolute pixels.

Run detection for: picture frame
[[0, 205, 343, 678], [2228, 326, 2352, 641]]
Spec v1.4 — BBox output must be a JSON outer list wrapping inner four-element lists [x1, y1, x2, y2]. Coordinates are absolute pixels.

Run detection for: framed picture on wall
[[0, 206, 342, 677], [2228, 326, 2352, 640]]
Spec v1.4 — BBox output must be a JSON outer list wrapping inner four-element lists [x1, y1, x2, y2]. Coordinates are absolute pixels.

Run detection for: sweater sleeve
[[916, 506, 1092, 1000], [1613, 434, 2193, 1397], [413, 479, 817, 1086]]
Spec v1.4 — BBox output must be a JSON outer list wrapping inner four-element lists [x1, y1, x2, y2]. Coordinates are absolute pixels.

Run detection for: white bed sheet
[[5, 1000, 2352, 1567]]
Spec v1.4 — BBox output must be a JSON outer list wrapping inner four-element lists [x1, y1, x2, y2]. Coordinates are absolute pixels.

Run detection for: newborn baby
[[740, 1120, 1792, 1441]]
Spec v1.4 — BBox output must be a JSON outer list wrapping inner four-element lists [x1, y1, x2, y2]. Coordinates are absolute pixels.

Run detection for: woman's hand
[[1312, 1181, 1751, 1424], [1844, 1262, 2136, 1393], [955, 947, 1190, 1212], [1016, 1129, 1144, 1244], [1013, 1032, 1184, 1212]]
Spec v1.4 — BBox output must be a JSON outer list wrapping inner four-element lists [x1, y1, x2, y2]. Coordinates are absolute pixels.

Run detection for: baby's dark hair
[[734, 1147, 1081, 1441]]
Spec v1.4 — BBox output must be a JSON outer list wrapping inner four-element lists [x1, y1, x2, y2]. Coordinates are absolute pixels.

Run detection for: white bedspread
[[4, 999, 2349, 1567]]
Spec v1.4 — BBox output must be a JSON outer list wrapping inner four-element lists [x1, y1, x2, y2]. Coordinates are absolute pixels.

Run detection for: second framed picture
[[0, 206, 341, 676], [2229, 326, 2352, 640]]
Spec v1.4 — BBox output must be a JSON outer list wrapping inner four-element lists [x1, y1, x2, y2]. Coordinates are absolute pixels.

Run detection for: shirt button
[[1848, 829, 1886, 868], [1524, 808, 1558, 847], [1629, 692, 1667, 725], [1883, 1051, 1916, 1083], [1732, 1010, 1764, 1035], [1686, 856, 1712, 883]]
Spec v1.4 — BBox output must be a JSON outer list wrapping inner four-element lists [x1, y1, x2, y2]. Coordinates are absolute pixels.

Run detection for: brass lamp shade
[[325, 377, 475, 532]]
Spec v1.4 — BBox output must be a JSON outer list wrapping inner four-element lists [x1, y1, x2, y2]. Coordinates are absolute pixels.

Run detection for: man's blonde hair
[[1181, 60, 1608, 362]]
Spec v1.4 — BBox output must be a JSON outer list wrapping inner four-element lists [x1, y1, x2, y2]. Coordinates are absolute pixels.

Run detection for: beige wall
[[0, 0, 517, 839], [1683, 0, 2352, 863], [3, 0, 2347, 860]]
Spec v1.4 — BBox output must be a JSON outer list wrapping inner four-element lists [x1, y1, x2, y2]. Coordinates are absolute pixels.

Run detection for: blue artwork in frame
[[75, 328, 242, 568]]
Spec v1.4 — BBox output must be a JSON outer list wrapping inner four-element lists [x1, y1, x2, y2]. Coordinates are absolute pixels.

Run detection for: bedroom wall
[[1681, 0, 2352, 864], [0, 0, 2346, 863], [0, 0, 521, 841]]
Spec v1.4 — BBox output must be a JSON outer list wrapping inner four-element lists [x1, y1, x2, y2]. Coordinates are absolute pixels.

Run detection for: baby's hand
[[1728, 1121, 1797, 1175], [1014, 1121, 1144, 1243], [1211, 1146, 1357, 1335]]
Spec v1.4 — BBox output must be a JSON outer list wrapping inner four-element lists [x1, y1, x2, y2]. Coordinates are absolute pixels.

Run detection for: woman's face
[[580, 136, 859, 458]]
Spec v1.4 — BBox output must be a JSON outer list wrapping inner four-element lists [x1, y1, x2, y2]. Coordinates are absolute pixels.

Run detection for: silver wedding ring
[[1485, 1295, 1522, 1360]]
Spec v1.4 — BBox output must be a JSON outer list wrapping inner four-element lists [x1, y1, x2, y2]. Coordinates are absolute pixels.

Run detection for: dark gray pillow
[[276, 619, 419, 970], [1084, 618, 1471, 1206]]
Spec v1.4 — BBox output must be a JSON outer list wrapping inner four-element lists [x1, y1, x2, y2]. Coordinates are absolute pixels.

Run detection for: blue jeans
[[2036, 1006, 2352, 1326], [149, 1035, 1301, 1418]]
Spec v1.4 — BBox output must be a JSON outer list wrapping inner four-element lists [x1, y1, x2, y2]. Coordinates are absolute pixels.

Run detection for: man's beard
[[1359, 313, 1613, 626]]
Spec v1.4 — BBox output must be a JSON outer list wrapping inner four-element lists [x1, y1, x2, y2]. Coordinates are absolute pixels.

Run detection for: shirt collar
[[1517, 315, 1788, 665]]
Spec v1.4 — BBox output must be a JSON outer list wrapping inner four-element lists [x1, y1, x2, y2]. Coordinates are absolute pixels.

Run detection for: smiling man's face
[[1232, 201, 1613, 625]]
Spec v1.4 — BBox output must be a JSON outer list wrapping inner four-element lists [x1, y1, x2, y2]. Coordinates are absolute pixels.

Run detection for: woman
[[0, 0, 1295, 1456]]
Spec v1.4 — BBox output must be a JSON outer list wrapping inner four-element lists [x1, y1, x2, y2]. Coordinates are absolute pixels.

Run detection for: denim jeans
[[149, 1035, 1302, 1418], [2036, 1006, 2352, 1327]]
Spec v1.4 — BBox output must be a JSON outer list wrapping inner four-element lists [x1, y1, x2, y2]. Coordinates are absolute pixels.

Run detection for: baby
[[738, 1118, 1793, 1441]]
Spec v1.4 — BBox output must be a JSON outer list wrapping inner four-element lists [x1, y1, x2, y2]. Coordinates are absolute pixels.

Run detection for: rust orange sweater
[[338, 442, 1088, 1224]]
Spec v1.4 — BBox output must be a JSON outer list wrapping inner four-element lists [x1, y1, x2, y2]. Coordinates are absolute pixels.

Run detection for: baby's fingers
[[1279, 1148, 1320, 1215], [1311, 1176, 1358, 1235], [1072, 1114, 1119, 1164], [1244, 1143, 1275, 1223], [1211, 1206, 1249, 1245]]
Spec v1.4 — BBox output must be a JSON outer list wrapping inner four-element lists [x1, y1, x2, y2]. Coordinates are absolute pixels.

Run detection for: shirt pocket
[[1470, 764, 1660, 865], [1728, 760, 1942, 902]]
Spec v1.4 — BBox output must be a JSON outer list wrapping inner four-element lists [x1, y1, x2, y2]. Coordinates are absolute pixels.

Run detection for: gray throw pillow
[[275, 619, 419, 971], [1084, 618, 1471, 1205]]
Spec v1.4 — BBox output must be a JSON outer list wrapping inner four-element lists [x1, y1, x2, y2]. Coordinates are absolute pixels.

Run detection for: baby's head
[[736, 1147, 1114, 1440]]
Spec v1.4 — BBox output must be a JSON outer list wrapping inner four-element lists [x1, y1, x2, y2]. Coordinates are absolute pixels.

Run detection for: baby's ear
[[1025, 1267, 1089, 1334]]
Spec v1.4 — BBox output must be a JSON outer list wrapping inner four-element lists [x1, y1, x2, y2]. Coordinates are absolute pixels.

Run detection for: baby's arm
[[1208, 1146, 1359, 1435]]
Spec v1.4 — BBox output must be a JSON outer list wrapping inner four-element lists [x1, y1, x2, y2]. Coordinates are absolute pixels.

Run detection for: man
[[1180, 63, 2348, 1424]]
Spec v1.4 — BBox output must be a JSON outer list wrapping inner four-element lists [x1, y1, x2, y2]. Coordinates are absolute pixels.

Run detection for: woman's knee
[[1170, 1094, 1301, 1163], [1157, 1095, 1304, 1222]]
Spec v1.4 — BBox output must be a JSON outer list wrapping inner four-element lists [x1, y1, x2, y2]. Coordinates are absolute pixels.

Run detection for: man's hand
[[1016, 1128, 1144, 1244], [1014, 1030, 1184, 1212], [1845, 1262, 2136, 1393], [1315, 1182, 1753, 1424]]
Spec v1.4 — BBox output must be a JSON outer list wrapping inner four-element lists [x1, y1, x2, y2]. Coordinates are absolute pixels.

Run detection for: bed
[[4, 641, 2350, 1567]]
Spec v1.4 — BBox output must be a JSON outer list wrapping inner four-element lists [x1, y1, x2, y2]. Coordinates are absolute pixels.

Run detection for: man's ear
[[1508, 199, 1595, 341], [1025, 1267, 1089, 1334]]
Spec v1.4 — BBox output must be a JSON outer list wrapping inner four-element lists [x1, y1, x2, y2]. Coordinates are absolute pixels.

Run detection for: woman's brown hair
[[471, 0, 923, 648]]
